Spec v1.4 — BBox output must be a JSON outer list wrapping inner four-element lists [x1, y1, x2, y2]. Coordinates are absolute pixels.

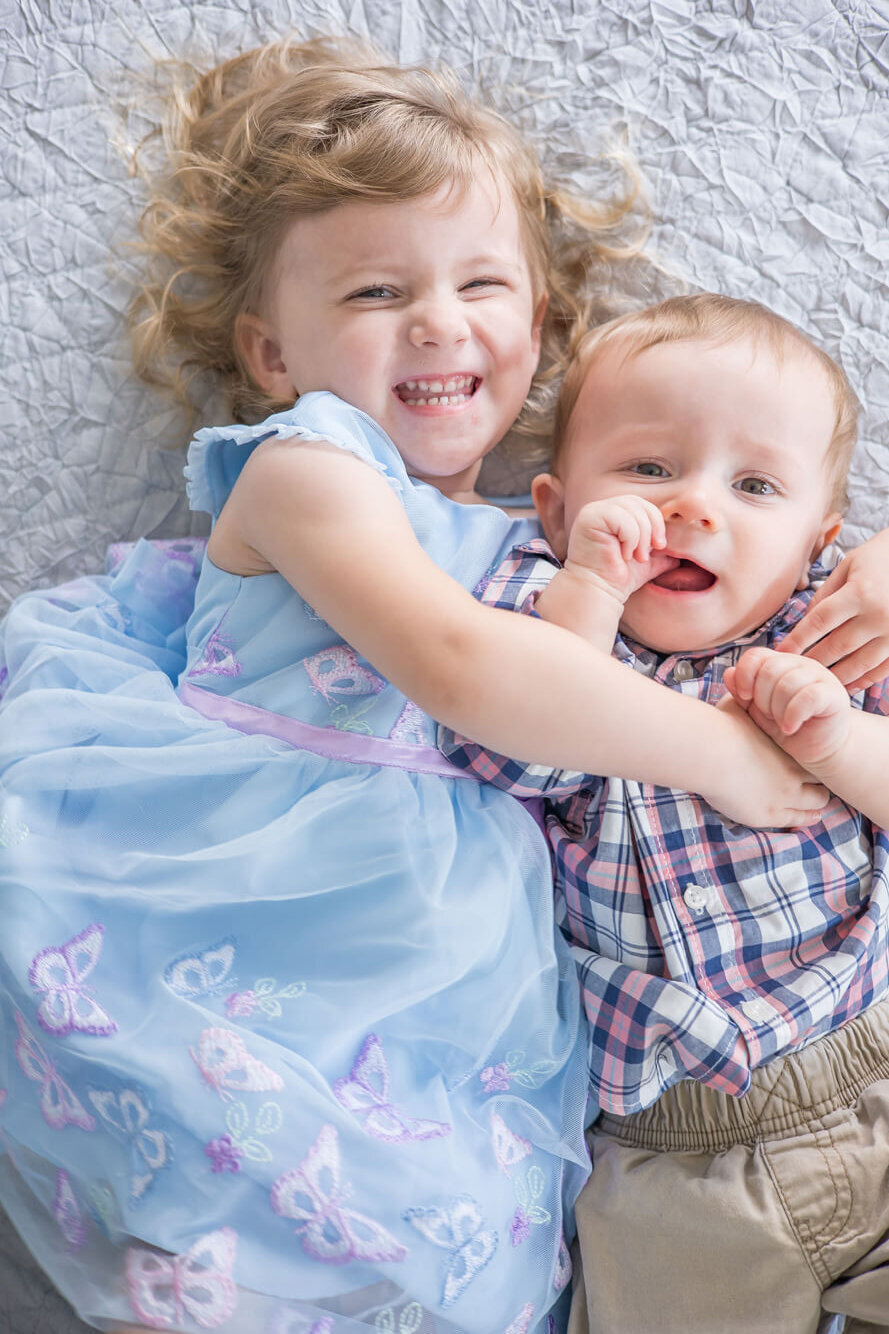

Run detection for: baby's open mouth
[[651, 559, 716, 592], [394, 375, 479, 406]]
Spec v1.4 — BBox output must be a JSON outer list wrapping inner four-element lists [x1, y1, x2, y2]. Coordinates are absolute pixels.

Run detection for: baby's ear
[[798, 511, 843, 588], [236, 314, 297, 399], [531, 472, 569, 560]]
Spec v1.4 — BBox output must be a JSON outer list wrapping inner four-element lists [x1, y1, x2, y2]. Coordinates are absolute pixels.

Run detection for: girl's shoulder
[[185, 393, 405, 520]]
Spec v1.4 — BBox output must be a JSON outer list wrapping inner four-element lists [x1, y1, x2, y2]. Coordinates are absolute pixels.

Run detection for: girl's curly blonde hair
[[130, 34, 654, 463]]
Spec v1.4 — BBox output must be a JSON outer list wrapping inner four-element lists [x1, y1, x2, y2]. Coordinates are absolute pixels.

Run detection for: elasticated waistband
[[596, 997, 889, 1153]]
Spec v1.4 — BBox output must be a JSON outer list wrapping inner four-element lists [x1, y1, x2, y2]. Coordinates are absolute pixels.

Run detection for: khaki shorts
[[569, 997, 889, 1334]]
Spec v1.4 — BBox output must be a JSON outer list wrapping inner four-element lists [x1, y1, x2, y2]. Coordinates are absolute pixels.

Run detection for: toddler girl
[[0, 35, 886, 1334]]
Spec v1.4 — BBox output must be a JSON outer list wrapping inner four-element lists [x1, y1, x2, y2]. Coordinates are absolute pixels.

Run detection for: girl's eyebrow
[[325, 252, 527, 287]]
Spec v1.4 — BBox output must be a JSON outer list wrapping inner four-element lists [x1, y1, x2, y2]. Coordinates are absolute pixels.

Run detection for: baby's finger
[[728, 647, 773, 705], [779, 678, 836, 735]]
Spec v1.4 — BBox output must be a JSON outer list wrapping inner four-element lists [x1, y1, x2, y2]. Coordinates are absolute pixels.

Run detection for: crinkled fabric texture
[[0, 396, 588, 1333], [3, 0, 889, 614]]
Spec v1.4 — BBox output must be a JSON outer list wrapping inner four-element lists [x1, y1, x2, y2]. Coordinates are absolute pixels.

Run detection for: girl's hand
[[563, 496, 677, 608], [724, 646, 851, 772], [778, 534, 889, 691]]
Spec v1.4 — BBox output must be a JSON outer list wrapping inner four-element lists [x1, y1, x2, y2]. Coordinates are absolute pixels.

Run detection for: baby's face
[[550, 335, 843, 653]]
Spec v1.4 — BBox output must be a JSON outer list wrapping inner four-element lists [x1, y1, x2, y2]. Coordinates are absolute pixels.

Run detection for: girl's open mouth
[[650, 559, 716, 592], [394, 375, 479, 406]]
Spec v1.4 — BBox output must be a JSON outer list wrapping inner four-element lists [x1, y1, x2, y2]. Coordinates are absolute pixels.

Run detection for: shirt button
[[673, 659, 694, 681], [683, 883, 709, 914], [740, 997, 775, 1024]]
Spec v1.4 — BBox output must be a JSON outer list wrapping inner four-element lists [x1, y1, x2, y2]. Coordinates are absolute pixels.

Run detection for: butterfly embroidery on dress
[[503, 1304, 535, 1334], [163, 938, 237, 1001], [189, 624, 242, 679], [13, 1012, 96, 1131], [374, 1301, 423, 1333], [29, 923, 117, 1037], [404, 1196, 498, 1308], [125, 1226, 238, 1329], [554, 1235, 572, 1291], [332, 1035, 451, 1144], [87, 1086, 171, 1205], [489, 1112, 532, 1176], [190, 1027, 285, 1101], [53, 1170, 87, 1252], [388, 701, 428, 746], [266, 1311, 336, 1334], [303, 646, 386, 733], [271, 1123, 408, 1266]]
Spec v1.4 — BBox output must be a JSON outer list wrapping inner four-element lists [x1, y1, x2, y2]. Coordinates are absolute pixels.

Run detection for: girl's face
[[238, 175, 546, 501]]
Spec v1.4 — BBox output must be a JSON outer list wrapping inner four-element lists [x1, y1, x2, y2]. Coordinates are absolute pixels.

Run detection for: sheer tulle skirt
[[0, 557, 589, 1333]]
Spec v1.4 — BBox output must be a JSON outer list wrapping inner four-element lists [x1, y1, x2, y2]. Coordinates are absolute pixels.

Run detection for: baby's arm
[[777, 529, 889, 691], [534, 496, 677, 650], [725, 647, 889, 828], [213, 441, 827, 829]]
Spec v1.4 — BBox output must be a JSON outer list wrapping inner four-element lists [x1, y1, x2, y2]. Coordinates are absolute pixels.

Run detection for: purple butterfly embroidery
[[13, 1012, 96, 1132], [303, 646, 385, 702], [29, 923, 117, 1037], [125, 1227, 238, 1329], [53, 1170, 87, 1252], [190, 1027, 285, 1101], [266, 1312, 336, 1334], [554, 1235, 572, 1291], [333, 1035, 451, 1144], [271, 1124, 408, 1266]]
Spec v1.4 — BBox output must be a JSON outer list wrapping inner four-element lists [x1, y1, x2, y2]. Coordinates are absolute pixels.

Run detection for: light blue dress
[[0, 394, 589, 1334]]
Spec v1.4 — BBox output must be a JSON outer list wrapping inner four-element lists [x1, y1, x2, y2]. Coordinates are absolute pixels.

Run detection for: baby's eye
[[629, 461, 669, 477], [735, 476, 776, 496]]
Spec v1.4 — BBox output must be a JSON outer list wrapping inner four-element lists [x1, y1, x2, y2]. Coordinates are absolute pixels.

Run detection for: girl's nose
[[662, 483, 720, 531], [408, 299, 471, 348]]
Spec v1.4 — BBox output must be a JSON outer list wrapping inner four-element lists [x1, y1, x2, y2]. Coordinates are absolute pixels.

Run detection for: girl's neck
[[408, 459, 486, 507]]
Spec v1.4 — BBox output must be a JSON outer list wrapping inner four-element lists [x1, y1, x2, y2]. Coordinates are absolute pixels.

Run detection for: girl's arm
[[211, 441, 828, 829], [725, 647, 889, 829], [778, 529, 889, 690]]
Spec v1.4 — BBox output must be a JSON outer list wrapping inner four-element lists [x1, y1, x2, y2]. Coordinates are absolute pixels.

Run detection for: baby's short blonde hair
[[553, 293, 859, 510]]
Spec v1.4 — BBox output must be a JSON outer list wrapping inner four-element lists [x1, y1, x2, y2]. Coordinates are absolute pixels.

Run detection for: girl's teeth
[[398, 375, 475, 405]]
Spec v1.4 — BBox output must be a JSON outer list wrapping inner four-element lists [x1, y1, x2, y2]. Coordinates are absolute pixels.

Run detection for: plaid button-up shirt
[[442, 540, 889, 1116]]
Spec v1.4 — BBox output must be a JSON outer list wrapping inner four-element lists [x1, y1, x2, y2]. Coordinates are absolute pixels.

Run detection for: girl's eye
[[629, 461, 669, 478], [348, 286, 396, 301], [461, 277, 505, 292], [735, 476, 776, 496]]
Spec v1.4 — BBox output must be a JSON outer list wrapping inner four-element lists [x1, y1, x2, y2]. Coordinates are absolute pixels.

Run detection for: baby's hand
[[724, 646, 852, 771], [778, 532, 889, 691], [564, 497, 677, 607], [705, 695, 830, 828]]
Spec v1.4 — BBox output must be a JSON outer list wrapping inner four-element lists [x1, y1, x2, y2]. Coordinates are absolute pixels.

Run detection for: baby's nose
[[662, 484, 720, 530]]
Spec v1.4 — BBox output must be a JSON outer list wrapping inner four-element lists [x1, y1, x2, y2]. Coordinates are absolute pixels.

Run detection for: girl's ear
[[531, 471, 569, 560], [236, 314, 297, 399], [531, 292, 549, 359]]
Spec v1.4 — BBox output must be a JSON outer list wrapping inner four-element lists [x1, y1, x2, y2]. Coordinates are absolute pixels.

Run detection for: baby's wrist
[[560, 559, 627, 610], [535, 564, 624, 649]]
